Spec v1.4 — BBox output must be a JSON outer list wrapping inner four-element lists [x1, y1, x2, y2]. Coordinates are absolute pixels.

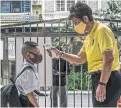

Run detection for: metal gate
[[1, 18, 121, 107]]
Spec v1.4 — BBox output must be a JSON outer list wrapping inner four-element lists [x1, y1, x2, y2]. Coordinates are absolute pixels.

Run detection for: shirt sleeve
[[79, 40, 86, 53], [80, 45, 85, 52], [19, 69, 39, 95], [97, 27, 113, 53]]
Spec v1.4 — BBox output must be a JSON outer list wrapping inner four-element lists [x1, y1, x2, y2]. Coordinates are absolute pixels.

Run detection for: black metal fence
[[1, 18, 121, 107]]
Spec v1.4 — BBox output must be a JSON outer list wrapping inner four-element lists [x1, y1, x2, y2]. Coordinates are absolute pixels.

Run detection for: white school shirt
[[15, 62, 39, 96]]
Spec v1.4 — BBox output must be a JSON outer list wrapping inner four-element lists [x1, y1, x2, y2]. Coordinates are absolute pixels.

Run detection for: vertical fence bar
[[36, 23, 39, 103], [80, 64, 83, 107], [58, 19, 61, 107], [22, 25, 25, 62], [1, 38, 4, 85], [88, 73, 90, 107], [115, 21, 118, 32], [15, 26, 17, 78], [36, 23, 39, 73], [2, 37, 5, 85], [37, 23, 39, 32], [73, 64, 76, 107], [73, 38, 76, 107], [4, 31, 9, 84], [43, 21, 47, 107], [72, 21, 76, 107], [65, 36, 68, 107], [30, 24, 31, 41], [66, 19, 68, 32], [51, 22, 54, 108]]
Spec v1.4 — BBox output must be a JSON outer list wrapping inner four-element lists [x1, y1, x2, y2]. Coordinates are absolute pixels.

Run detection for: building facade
[[0, 0, 43, 25], [0, 0, 31, 13], [43, 0, 109, 20]]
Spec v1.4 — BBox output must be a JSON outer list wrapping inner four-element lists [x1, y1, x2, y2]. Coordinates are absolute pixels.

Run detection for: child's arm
[[27, 92, 39, 107]]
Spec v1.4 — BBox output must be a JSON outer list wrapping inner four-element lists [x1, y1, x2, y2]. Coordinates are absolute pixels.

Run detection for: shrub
[[67, 71, 91, 91]]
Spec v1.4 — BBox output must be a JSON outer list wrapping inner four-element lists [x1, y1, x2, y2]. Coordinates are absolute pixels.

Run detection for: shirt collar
[[89, 20, 100, 34], [23, 61, 37, 73]]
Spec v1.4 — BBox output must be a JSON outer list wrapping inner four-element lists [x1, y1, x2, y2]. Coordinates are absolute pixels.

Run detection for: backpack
[[0, 66, 33, 107]]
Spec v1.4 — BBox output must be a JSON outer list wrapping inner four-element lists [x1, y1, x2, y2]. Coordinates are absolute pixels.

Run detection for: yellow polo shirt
[[80, 21, 120, 72]]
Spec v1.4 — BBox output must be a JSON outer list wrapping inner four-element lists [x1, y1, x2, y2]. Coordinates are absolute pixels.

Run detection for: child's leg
[[20, 94, 34, 107]]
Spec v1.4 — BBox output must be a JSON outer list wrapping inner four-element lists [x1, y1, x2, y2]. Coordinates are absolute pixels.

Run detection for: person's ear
[[82, 16, 88, 24], [29, 52, 35, 58], [26, 52, 30, 59]]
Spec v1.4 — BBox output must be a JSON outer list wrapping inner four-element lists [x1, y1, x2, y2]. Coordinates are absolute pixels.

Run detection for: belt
[[89, 70, 101, 75], [90, 70, 119, 75]]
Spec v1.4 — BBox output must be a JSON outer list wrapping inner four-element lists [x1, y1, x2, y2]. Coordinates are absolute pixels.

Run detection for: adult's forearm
[[62, 53, 86, 64], [100, 60, 113, 84]]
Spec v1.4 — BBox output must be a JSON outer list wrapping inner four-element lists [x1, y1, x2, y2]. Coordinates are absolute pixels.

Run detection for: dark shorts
[[91, 71, 121, 107], [20, 94, 34, 107]]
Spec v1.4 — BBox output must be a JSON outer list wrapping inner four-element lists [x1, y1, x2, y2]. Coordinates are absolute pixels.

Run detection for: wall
[[32, 5, 42, 14], [44, 0, 54, 13]]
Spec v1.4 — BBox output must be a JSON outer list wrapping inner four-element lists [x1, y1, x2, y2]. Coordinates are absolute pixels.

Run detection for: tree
[[103, 0, 121, 31]]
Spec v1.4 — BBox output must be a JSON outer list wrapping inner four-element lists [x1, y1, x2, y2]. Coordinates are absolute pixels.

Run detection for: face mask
[[74, 22, 86, 34], [29, 52, 43, 64]]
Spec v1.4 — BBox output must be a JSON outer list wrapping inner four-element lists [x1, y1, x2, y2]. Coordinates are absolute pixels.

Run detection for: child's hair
[[21, 41, 38, 57]]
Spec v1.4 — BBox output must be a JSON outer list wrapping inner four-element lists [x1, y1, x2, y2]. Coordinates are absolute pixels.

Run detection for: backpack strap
[[12, 65, 42, 96], [12, 66, 33, 83]]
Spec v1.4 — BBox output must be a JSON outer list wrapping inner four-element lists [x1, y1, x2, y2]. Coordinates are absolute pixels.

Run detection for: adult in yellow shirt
[[47, 1, 121, 107]]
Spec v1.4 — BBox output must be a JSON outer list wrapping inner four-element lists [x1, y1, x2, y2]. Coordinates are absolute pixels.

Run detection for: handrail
[[1, 17, 121, 28]]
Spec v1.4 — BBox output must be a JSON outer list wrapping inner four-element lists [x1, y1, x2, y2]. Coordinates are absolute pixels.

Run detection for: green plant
[[103, 1, 121, 30], [67, 71, 91, 91]]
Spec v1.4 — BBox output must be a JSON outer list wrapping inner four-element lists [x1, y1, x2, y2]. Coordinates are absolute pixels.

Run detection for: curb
[[40, 91, 92, 95]]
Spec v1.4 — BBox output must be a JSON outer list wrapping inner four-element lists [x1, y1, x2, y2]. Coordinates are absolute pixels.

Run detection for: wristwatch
[[98, 82, 107, 87]]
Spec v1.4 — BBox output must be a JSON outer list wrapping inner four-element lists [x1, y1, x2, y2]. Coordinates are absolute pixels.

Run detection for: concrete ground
[[39, 91, 92, 107]]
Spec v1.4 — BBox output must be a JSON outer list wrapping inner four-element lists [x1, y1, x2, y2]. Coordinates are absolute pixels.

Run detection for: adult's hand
[[55, 72, 60, 75], [96, 84, 106, 102], [47, 48, 62, 58], [47, 47, 87, 64]]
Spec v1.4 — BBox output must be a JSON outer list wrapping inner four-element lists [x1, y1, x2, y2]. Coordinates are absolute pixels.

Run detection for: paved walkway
[[39, 91, 92, 107]]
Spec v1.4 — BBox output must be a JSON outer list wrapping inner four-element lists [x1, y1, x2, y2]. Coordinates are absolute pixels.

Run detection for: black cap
[[24, 41, 38, 47]]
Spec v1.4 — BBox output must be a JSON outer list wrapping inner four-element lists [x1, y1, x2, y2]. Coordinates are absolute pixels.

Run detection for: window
[[67, 0, 75, 11], [21, 1, 31, 13], [11, 1, 21, 13], [0, 0, 31, 13], [77, 0, 87, 3], [56, 0, 65, 11], [1, 1, 11, 13]]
